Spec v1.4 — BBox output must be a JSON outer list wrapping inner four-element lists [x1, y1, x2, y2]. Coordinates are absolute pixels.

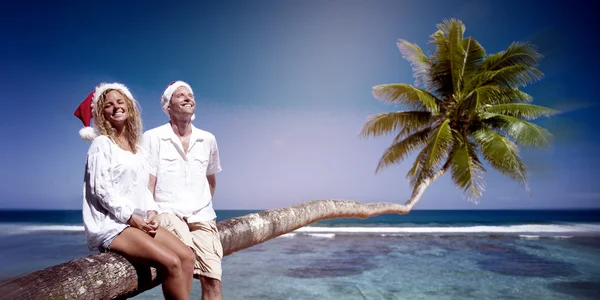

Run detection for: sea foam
[[2, 223, 600, 238], [295, 224, 600, 235]]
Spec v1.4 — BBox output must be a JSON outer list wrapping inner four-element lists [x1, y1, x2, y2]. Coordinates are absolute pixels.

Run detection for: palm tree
[[361, 18, 557, 209], [0, 19, 559, 299]]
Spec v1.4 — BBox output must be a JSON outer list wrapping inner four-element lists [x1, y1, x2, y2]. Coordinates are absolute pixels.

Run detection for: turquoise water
[[1, 209, 599, 299]]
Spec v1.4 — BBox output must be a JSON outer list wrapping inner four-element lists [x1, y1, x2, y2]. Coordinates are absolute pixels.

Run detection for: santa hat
[[161, 81, 195, 121], [73, 82, 136, 141]]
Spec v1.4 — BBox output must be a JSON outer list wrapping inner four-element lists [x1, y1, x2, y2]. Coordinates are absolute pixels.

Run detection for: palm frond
[[459, 37, 486, 85], [428, 28, 453, 97], [408, 149, 438, 188], [449, 133, 486, 200], [404, 147, 425, 187], [428, 62, 453, 98], [458, 83, 501, 114], [466, 85, 533, 105], [473, 128, 529, 193], [447, 19, 465, 93], [456, 90, 479, 116], [429, 19, 470, 95], [507, 89, 533, 103], [375, 128, 432, 173], [397, 40, 431, 88], [483, 113, 553, 147], [405, 120, 453, 186], [372, 84, 442, 112], [393, 127, 417, 143], [473, 65, 543, 89], [430, 29, 449, 62], [392, 115, 439, 143], [436, 18, 466, 40], [489, 87, 532, 104], [484, 104, 558, 120], [461, 89, 547, 115], [360, 111, 432, 139], [415, 119, 453, 180], [482, 41, 543, 71]]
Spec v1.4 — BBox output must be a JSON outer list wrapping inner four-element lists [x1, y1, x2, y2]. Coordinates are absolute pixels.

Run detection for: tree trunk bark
[[0, 171, 447, 300]]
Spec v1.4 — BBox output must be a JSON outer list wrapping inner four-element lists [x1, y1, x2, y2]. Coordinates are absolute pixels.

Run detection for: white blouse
[[82, 135, 159, 251]]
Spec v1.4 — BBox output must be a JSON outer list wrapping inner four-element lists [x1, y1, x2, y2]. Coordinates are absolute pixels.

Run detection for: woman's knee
[[182, 247, 196, 269], [160, 252, 183, 274]]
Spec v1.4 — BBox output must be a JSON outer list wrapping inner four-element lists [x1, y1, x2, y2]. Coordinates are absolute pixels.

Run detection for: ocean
[[1, 209, 599, 299]]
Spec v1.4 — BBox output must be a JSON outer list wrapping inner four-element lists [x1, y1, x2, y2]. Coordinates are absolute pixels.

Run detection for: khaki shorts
[[157, 213, 223, 281]]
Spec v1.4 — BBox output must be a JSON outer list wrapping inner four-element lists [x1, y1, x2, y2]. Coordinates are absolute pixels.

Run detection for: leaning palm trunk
[[0, 172, 445, 300]]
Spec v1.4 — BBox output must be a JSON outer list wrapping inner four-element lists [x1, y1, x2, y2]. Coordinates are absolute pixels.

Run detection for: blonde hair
[[93, 89, 142, 153]]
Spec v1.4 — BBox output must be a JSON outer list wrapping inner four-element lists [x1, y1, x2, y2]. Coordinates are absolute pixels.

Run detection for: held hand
[[127, 214, 153, 233], [146, 211, 159, 236]]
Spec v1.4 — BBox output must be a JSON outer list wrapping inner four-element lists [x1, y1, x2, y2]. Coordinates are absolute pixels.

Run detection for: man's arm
[[148, 174, 157, 198], [207, 174, 216, 197], [206, 135, 221, 198]]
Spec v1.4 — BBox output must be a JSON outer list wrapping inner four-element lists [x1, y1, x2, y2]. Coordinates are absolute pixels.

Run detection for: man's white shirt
[[142, 124, 222, 223]]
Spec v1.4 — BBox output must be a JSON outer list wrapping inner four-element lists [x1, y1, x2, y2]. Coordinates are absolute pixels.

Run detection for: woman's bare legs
[[153, 226, 196, 294], [109, 227, 189, 300]]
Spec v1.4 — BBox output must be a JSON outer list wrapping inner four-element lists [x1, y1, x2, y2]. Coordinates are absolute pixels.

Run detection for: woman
[[74, 83, 194, 300]]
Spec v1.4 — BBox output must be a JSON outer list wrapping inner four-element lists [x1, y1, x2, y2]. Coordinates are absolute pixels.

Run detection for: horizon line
[[1, 208, 599, 211]]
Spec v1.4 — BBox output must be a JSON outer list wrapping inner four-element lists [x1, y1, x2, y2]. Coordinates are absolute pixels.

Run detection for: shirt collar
[[159, 123, 203, 142]]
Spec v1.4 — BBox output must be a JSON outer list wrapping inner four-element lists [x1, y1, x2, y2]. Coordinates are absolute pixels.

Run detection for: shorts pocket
[[213, 237, 223, 259]]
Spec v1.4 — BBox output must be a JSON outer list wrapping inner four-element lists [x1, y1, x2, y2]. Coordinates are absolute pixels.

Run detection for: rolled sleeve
[[86, 138, 134, 224], [207, 137, 222, 176]]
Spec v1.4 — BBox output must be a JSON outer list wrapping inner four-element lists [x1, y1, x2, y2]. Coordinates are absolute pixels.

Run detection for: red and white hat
[[161, 81, 195, 121], [73, 82, 136, 141]]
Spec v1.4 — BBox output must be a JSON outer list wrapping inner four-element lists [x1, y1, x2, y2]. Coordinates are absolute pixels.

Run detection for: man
[[142, 81, 223, 300]]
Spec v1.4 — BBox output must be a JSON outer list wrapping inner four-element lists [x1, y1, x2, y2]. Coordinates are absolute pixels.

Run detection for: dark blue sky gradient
[[1, 0, 598, 209]]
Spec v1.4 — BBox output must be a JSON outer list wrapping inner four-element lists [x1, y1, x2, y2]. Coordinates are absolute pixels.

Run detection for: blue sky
[[1, 0, 598, 210]]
